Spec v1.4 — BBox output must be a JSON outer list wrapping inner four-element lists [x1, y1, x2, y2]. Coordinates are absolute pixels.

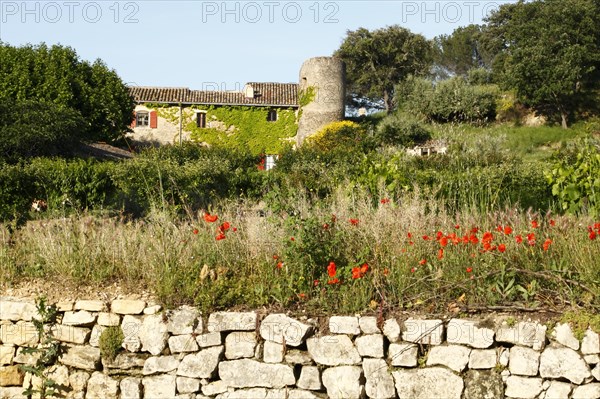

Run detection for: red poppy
[[407, 232, 413, 239], [232, 227, 238, 232], [436, 231, 443, 240], [466, 267, 473, 273], [327, 278, 340, 285], [516, 235, 523, 244], [531, 220, 539, 229], [298, 293, 306, 299], [440, 236, 448, 247], [437, 248, 444, 260], [594, 223, 600, 230], [383, 268, 390, 276], [219, 222, 231, 232], [495, 226, 503, 232], [550, 219, 556, 227], [360, 263, 369, 274], [204, 213, 218, 223], [498, 244, 506, 253], [543, 239, 552, 251], [193, 228, 199, 235], [422, 235, 430, 241], [410, 267, 417, 273], [322, 223, 329, 230], [470, 227, 479, 234], [351, 267, 362, 279], [527, 233, 536, 245], [504, 226, 513, 235], [276, 261, 283, 269], [313, 279, 320, 286], [455, 224, 460, 229], [380, 198, 390, 204], [590, 231, 597, 240], [216, 233, 226, 241], [257, 164, 265, 171], [327, 261, 337, 277], [469, 234, 479, 244], [349, 218, 359, 226], [290, 237, 295, 241], [482, 231, 493, 243], [419, 259, 427, 265]]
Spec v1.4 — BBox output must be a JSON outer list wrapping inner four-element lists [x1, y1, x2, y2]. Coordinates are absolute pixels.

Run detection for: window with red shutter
[[149, 111, 158, 129], [131, 112, 137, 128]]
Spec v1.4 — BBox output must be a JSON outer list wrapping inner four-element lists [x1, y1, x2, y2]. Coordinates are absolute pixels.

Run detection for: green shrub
[[547, 139, 600, 216], [99, 326, 124, 361], [374, 114, 431, 147]]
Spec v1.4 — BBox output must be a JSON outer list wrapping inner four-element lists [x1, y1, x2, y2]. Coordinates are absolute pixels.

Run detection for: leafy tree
[[485, 0, 600, 128], [433, 24, 493, 78], [333, 25, 433, 113], [0, 100, 86, 161], [0, 42, 134, 141]]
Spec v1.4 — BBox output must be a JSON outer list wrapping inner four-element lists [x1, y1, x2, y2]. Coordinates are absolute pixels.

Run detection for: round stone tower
[[296, 57, 346, 145]]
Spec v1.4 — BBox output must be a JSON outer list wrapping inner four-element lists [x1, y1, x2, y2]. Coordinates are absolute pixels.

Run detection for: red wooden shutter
[[150, 111, 158, 129], [131, 112, 136, 128]]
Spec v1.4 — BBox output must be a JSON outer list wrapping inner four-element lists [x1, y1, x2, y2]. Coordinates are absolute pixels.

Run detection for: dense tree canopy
[[0, 42, 134, 142], [333, 25, 433, 113], [433, 25, 490, 78], [484, 0, 600, 128]]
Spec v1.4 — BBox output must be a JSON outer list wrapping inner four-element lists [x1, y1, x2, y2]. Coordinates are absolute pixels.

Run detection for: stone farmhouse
[[127, 57, 346, 153]]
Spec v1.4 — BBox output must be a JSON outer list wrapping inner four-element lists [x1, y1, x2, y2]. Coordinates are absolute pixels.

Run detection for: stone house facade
[[127, 57, 346, 152]]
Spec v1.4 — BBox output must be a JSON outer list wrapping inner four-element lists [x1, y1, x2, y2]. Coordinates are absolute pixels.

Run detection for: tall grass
[[2, 189, 598, 314]]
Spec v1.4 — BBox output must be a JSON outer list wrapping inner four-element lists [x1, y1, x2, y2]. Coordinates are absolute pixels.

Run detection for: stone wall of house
[[1, 297, 600, 399], [129, 105, 190, 146]]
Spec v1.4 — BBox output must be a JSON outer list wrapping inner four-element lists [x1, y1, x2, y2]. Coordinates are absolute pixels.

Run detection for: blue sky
[[1, 1, 513, 89]]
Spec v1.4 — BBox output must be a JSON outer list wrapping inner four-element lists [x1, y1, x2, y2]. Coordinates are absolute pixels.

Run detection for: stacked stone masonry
[[1, 297, 600, 398]]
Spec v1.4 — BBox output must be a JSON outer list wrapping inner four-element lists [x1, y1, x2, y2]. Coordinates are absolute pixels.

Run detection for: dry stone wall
[[1, 297, 600, 398]]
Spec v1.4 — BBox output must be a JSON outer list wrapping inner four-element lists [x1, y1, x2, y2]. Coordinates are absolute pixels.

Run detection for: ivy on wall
[[188, 106, 297, 154], [144, 103, 298, 154]]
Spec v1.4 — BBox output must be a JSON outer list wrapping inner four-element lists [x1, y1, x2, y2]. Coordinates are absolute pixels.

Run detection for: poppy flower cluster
[[203, 212, 236, 241], [351, 263, 369, 279], [327, 261, 340, 285], [588, 223, 600, 240]]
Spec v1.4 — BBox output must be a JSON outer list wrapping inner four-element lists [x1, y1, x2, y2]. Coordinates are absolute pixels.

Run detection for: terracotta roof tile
[[129, 83, 298, 107]]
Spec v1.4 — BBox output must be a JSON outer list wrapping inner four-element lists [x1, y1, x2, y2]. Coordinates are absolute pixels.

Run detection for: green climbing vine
[[188, 105, 297, 154], [298, 86, 316, 107]]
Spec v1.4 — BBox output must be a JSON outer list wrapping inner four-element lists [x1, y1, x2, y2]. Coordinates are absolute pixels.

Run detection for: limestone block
[[177, 345, 223, 378], [355, 334, 384, 358], [0, 299, 38, 321], [263, 340, 284, 363], [329, 316, 360, 335], [176, 376, 201, 394], [121, 315, 142, 352], [426, 345, 471, 372], [120, 377, 141, 399], [1, 321, 38, 346], [359, 316, 380, 334], [139, 314, 169, 355], [468, 349, 497, 369], [571, 383, 600, 399], [363, 358, 395, 399], [168, 334, 199, 353], [447, 318, 495, 348], [62, 311, 96, 326], [306, 335, 361, 366], [259, 314, 312, 347], [0, 346, 15, 366], [86, 371, 118, 399], [539, 345, 592, 384], [583, 329, 600, 355], [73, 300, 106, 312], [0, 366, 24, 387], [208, 312, 256, 332], [97, 312, 121, 326], [143, 355, 180, 375], [552, 323, 580, 350], [388, 343, 418, 367], [167, 306, 201, 334], [509, 346, 540, 376], [218, 359, 295, 388], [382, 319, 400, 343], [322, 366, 363, 399], [225, 331, 256, 359], [403, 318, 444, 345], [544, 381, 572, 399], [196, 332, 222, 348], [496, 321, 547, 350], [111, 300, 146, 315], [52, 325, 90, 344], [297, 366, 322, 390], [60, 345, 100, 370], [284, 349, 312, 365], [392, 367, 464, 399], [463, 370, 504, 399], [142, 374, 176, 399]]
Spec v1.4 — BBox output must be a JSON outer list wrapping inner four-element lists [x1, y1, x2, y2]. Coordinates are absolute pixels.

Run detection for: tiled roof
[[129, 82, 298, 107]]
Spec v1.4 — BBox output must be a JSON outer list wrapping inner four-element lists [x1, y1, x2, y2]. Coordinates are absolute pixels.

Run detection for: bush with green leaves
[[99, 326, 124, 361], [547, 139, 600, 216], [397, 76, 500, 123], [374, 114, 431, 147], [304, 121, 367, 152], [0, 100, 86, 161]]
